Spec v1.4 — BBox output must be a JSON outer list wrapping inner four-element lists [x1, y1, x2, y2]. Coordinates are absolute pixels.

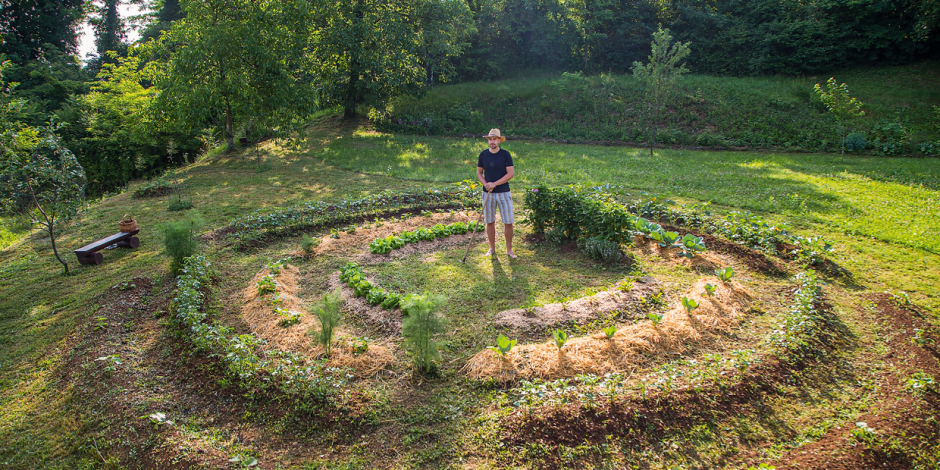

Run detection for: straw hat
[[482, 128, 507, 143]]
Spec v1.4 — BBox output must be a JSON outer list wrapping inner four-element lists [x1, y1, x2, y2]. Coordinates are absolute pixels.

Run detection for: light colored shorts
[[483, 191, 514, 224]]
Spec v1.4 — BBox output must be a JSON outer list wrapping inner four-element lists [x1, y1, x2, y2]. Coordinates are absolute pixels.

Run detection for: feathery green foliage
[[309, 289, 343, 358], [162, 215, 203, 276], [401, 294, 447, 375], [631, 27, 691, 157]]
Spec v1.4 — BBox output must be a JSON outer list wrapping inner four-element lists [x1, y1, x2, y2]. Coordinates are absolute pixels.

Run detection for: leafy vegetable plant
[[488, 334, 517, 356], [715, 267, 734, 282], [381, 293, 402, 309], [678, 234, 706, 258], [648, 312, 663, 325], [649, 229, 680, 247], [603, 325, 617, 339], [682, 296, 700, 314], [257, 276, 277, 295], [703, 283, 716, 297], [552, 329, 568, 349]]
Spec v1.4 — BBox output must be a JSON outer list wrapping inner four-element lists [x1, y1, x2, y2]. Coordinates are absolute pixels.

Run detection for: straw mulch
[[296, 211, 484, 263], [240, 265, 395, 377], [494, 276, 661, 333], [463, 277, 753, 382]]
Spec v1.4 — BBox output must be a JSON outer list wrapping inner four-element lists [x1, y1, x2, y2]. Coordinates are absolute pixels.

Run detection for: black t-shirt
[[477, 148, 514, 193]]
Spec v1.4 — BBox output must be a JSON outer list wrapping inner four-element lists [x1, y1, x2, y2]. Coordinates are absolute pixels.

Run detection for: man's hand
[[483, 182, 496, 192]]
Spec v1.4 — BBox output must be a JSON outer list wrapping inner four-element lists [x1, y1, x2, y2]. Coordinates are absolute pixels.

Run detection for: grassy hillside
[[375, 62, 940, 155], [1, 118, 939, 468]]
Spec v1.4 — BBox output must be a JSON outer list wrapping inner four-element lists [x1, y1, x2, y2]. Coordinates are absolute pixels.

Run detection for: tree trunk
[[46, 220, 69, 275], [343, 0, 364, 120], [225, 100, 235, 150]]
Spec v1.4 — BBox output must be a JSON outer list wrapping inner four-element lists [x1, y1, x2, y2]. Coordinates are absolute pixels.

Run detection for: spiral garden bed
[[197, 185, 938, 469]]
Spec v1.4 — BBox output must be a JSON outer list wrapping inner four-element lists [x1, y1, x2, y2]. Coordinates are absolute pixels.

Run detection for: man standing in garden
[[477, 128, 516, 258]]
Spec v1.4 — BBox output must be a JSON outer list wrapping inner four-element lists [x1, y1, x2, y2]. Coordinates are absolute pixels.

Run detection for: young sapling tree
[[814, 77, 864, 156], [0, 119, 86, 274], [631, 27, 691, 157]]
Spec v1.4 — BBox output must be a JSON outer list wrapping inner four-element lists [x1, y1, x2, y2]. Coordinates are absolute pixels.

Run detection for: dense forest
[[2, 0, 938, 196]]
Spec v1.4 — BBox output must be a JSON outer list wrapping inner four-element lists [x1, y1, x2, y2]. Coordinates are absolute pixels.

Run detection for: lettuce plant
[[380, 293, 402, 309], [367, 288, 388, 305]]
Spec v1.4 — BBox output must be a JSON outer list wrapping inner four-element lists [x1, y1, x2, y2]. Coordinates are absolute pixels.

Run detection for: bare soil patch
[[771, 294, 940, 470], [494, 276, 661, 333], [465, 278, 753, 381]]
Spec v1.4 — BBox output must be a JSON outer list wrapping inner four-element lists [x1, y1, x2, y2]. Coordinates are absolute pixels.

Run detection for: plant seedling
[[256, 276, 277, 295], [649, 229, 680, 247], [488, 334, 517, 356], [552, 329, 568, 349], [715, 267, 734, 282], [648, 312, 663, 325], [682, 296, 700, 314], [94, 316, 108, 330], [603, 325, 617, 339], [703, 283, 717, 297], [679, 234, 706, 258]]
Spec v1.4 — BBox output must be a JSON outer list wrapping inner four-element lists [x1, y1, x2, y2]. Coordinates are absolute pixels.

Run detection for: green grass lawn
[[1, 119, 938, 468]]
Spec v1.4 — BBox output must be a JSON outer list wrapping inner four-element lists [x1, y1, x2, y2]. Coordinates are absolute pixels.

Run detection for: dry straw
[[290, 211, 483, 262], [463, 277, 753, 382], [240, 264, 395, 377]]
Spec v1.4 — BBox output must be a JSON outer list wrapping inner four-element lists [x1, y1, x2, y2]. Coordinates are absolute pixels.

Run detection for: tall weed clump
[[401, 294, 447, 375], [309, 289, 342, 357], [162, 214, 204, 275]]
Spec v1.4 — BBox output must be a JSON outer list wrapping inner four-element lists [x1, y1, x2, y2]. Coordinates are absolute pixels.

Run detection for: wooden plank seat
[[74, 229, 140, 265]]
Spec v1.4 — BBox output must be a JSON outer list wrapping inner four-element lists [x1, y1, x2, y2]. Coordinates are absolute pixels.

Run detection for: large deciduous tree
[[313, 0, 425, 119], [631, 27, 690, 157], [149, 0, 317, 150]]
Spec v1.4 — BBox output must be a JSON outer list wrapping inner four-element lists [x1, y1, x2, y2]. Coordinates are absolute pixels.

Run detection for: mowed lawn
[[311, 124, 940, 311]]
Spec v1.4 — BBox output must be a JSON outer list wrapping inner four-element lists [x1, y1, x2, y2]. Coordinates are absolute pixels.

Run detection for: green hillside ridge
[[375, 62, 940, 154]]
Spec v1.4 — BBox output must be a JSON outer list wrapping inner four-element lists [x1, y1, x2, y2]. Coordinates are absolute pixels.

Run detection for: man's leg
[[483, 191, 497, 256], [505, 223, 515, 258], [486, 222, 497, 255]]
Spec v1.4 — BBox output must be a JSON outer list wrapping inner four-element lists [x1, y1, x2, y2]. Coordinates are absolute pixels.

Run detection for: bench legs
[[76, 251, 104, 265], [116, 236, 140, 249]]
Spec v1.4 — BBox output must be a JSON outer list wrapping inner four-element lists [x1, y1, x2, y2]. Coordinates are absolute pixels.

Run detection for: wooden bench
[[74, 229, 141, 265]]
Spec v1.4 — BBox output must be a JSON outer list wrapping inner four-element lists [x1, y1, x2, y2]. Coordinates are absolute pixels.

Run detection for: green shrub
[[162, 215, 203, 275], [168, 199, 194, 211], [309, 289, 342, 357], [401, 294, 447, 375], [844, 132, 867, 152]]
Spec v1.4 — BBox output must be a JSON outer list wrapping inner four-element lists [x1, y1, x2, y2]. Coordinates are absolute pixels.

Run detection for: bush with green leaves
[[162, 215, 204, 276], [843, 132, 867, 152], [309, 290, 342, 357], [401, 294, 447, 374]]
